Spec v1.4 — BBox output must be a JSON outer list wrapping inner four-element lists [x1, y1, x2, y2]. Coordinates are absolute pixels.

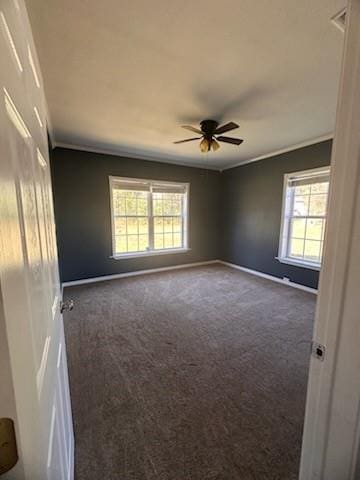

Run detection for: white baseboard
[[218, 260, 318, 294], [62, 259, 318, 294], [62, 260, 219, 288]]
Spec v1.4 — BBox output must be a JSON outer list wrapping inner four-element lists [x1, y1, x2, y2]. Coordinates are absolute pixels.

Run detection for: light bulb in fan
[[211, 139, 220, 151], [200, 138, 210, 153]]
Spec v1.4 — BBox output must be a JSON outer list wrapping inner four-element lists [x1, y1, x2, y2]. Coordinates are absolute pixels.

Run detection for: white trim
[[62, 260, 219, 288], [109, 175, 190, 258], [53, 141, 221, 171], [276, 256, 321, 271], [218, 260, 318, 294], [111, 248, 191, 260], [221, 134, 333, 171], [277, 165, 330, 269], [300, 0, 360, 477], [53, 136, 334, 173], [62, 259, 319, 293]]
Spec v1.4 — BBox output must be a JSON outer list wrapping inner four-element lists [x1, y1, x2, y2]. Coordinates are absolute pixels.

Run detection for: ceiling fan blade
[[173, 137, 201, 144], [214, 122, 239, 135], [181, 125, 203, 134], [217, 136, 244, 145]]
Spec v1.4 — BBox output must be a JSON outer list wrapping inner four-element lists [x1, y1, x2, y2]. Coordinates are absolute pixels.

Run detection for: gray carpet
[[63, 264, 315, 480]]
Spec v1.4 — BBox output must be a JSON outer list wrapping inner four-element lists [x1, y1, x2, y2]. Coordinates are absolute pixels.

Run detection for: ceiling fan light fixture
[[211, 139, 220, 151], [200, 138, 210, 153], [175, 119, 243, 154]]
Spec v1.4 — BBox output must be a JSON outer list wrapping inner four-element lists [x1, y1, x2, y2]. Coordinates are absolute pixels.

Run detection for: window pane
[[127, 235, 138, 252], [115, 235, 127, 253], [304, 240, 321, 262], [114, 217, 126, 235], [306, 218, 323, 241], [291, 218, 306, 238], [138, 234, 148, 251], [154, 234, 164, 249], [172, 196, 182, 215], [127, 218, 138, 234], [293, 195, 309, 216], [164, 233, 173, 248], [138, 217, 148, 234], [164, 218, 173, 233], [113, 194, 126, 215], [163, 195, 173, 215], [295, 184, 310, 195], [280, 171, 329, 267], [125, 194, 137, 215], [153, 197, 163, 215], [173, 217, 182, 232], [173, 233, 182, 248], [309, 194, 327, 216], [137, 197, 148, 215], [111, 180, 187, 256], [154, 217, 163, 233], [311, 182, 328, 194], [289, 238, 304, 258]]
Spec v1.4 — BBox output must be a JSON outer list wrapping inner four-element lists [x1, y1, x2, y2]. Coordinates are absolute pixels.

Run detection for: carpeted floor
[[63, 264, 315, 480]]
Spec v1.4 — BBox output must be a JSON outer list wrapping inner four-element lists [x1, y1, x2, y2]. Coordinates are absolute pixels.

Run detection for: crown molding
[[221, 133, 334, 171], [52, 133, 334, 173], [53, 141, 221, 171]]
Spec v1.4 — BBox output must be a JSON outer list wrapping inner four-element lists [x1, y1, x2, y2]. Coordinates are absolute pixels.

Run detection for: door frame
[[299, 0, 360, 477]]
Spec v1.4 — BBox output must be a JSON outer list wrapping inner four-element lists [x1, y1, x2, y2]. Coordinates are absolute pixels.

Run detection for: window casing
[[278, 167, 330, 270], [109, 176, 189, 258]]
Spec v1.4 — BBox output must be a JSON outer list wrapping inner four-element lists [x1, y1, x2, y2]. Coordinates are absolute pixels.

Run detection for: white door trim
[[299, 0, 360, 478]]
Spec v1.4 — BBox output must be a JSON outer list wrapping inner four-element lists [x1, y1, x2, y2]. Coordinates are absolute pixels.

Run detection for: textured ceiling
[[25, 0, 345, 169]]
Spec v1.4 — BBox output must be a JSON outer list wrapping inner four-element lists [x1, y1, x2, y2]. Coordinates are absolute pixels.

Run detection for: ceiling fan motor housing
[[200, 119, 219, 138], [174, 119, 242, 151]]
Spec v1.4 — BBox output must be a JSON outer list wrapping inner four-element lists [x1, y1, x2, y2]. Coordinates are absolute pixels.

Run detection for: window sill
[[276, 256, 321, 271], [111, 248, 191, 260]]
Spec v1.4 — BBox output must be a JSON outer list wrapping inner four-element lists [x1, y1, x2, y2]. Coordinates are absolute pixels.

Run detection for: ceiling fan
[[174, 119, 243, 153]]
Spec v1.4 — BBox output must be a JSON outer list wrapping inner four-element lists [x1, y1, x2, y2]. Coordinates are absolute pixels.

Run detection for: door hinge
[[311, 341, 326, 361]]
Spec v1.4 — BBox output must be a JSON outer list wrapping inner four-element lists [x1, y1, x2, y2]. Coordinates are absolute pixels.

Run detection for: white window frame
[[109, 176, 190, 259], [277, 166, 330, 270]]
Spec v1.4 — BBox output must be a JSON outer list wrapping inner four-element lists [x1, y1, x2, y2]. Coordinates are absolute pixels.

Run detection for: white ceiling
[[25, 0, 345, 170]]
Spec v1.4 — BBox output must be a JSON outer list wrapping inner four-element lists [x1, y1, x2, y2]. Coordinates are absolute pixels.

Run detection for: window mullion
[[181, 195, 185, 248], [286, 187, 295, 258], [148, 186, 154, 251]]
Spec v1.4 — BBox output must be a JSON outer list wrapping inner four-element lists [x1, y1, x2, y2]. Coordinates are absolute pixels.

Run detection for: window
[[278, 167, 330, 270], [109, 176, 189, 258]]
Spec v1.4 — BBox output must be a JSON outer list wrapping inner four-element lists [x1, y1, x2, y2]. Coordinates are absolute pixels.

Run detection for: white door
[[300, 0, 360, 478], [0, 0, 74, 479]]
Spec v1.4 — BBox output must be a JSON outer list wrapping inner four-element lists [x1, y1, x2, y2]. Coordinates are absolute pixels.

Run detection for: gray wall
[[51, 141, 332, 287], [221, 140, 332, 289], [51, 148, 221, 282]]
